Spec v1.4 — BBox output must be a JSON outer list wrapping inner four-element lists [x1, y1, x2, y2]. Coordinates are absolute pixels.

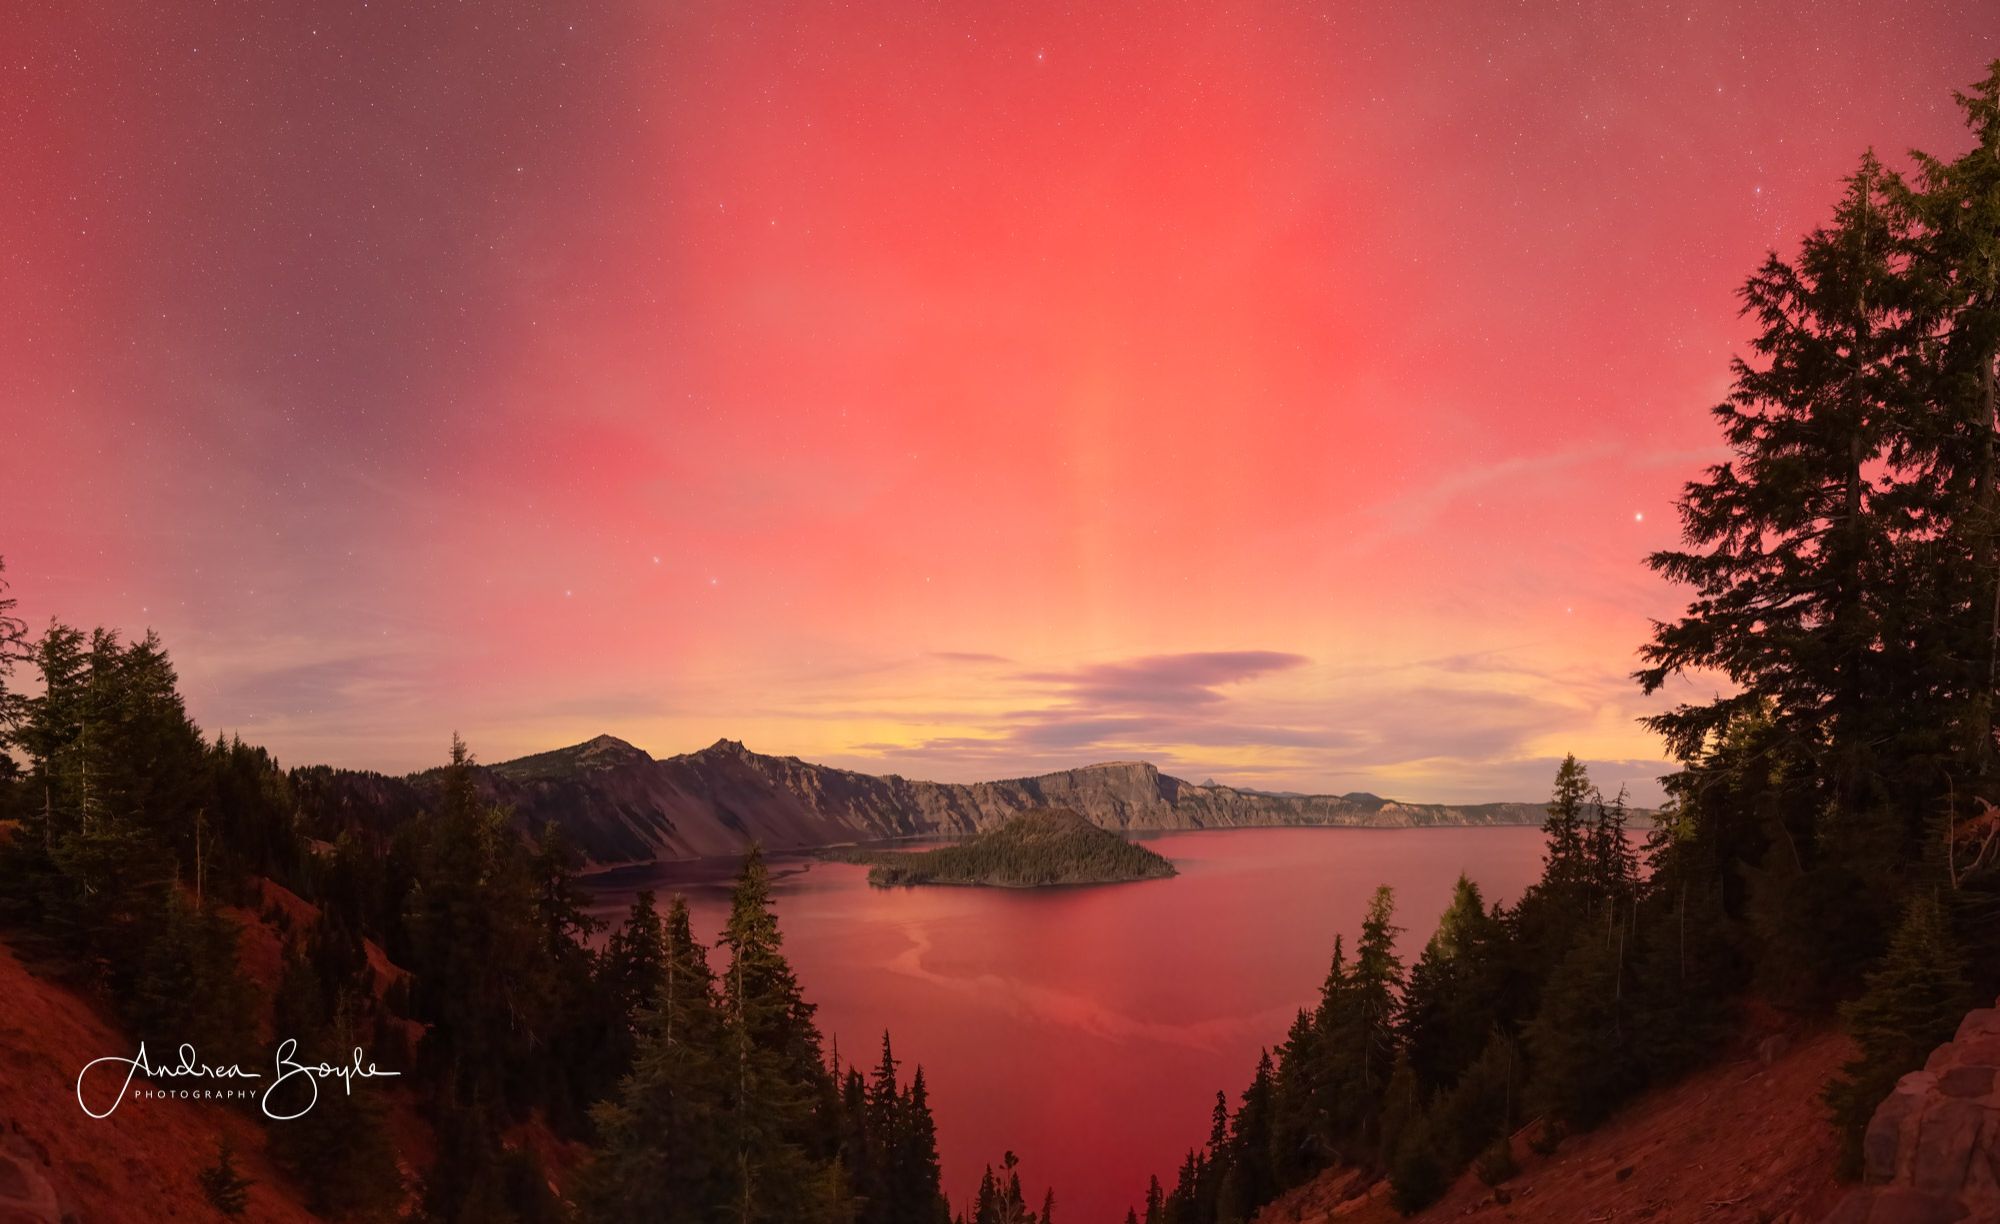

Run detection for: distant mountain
[[298, 735, 1561, 867]]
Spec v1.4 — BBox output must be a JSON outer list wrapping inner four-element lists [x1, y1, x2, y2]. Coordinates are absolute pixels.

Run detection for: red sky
[[4, 2, 1996, 802]]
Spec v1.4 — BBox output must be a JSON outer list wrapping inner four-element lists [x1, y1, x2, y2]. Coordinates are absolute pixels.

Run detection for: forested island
[[842, 809, 1178, 888]]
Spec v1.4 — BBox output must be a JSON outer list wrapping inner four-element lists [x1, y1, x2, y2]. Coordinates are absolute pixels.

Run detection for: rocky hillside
[[301, 735, 1559, 866]]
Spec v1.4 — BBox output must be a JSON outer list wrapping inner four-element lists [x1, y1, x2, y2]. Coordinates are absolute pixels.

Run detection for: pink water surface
[[589, 825, 1553, 1222]]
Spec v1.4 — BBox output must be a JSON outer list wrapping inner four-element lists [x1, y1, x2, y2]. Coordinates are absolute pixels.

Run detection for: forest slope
[[0, 935, 325, 1224], [1261, 1020, 1852, 1224]]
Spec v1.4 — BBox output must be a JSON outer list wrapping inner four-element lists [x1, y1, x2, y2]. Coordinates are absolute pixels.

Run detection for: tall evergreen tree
[[591, 889, 669, 1106], [1523, 928, 1639, 1131], [717, 845, 846, 1223], [1890, 65, 2000, 788], [576, 896, 733, 1223], [1588, 786, 1639, 906], [1225, 1051, 1276, 1215], [898, 1066, 948, 1224], [0, 558, 26, 759], [1399, 876, 1505, 1094], [1637, 154, 1929, 973], [1338, 886, 1405, 1152], [1541, 755, 1595, 895], [129, 887, 256, 1062], [267, 989, 403, 1219]]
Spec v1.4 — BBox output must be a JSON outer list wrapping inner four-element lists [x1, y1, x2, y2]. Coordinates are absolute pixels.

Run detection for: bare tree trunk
[[1678, 877, 1688, 985], [1982, 350, 1999, 756]]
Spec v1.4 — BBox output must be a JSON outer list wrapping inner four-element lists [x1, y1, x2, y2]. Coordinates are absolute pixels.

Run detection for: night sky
[[5, 2, 1997, 801]]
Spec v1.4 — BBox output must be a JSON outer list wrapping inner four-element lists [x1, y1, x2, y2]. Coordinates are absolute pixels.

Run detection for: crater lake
[[586, 825, 1562, 1221]]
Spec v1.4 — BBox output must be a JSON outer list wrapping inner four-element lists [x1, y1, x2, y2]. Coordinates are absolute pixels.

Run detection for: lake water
[[585, 825, 1555, 1222]]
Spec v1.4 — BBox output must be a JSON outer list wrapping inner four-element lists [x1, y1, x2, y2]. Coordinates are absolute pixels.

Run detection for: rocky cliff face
[[1825, 998, 2000, 1223], [303, 735, 1555, 866]]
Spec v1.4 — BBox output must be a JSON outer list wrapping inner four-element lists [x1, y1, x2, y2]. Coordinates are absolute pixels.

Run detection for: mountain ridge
[[304, 733, 1567, 866]]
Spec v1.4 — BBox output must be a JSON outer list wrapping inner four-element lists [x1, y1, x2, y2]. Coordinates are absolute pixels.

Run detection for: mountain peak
[[575, 733, 649, 762], [491, 733, 651, 781]]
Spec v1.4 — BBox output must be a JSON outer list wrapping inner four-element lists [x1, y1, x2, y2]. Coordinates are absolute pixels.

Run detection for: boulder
[[1826, 995, 2000, 1222]]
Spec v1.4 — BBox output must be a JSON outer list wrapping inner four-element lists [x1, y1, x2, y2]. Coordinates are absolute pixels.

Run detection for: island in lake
[[842, 809, 1178, 888]]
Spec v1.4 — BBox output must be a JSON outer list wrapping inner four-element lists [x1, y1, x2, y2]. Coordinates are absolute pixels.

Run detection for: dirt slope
[[1262, 1025, 1855, 1224], [0, 937, 325, 1223]]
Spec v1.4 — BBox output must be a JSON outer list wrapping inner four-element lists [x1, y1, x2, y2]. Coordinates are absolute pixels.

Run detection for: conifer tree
[[1226, 1051, 1275, 1214], [1824, 892, 1974, 1173], [1266, 1009, 1321, 1188], [1523, 930, 1639, 1130], [1339, 887, 1405, 1150], [859, 1031, 903, 1222], [1890, 64, 2000, 786], [576, 896, 733, 1223], [599, 890, 667, 1046], [717, 845, 845, 1222], [1588, 786, 1638, 906], [401, 737, 564, 1220], [0, 558, 26, 757], [196, 1138, 253, 1217], [129, 888, 256, 1063], [1400, 876, 1504, 1093], [267, 990, 402, 1219], [1541, 755, 1595, 895], [1425, 1032, 1521, 1171], [1628, 866, 1738, 1080], [898, 1065, 948, 1224], [1378, 1055, 1428, 1202], [1511, 759, 1604, 999], [11, 622, 87, 859], [1637, 152, 1928, 967], [839, 1060, 871, 1198]]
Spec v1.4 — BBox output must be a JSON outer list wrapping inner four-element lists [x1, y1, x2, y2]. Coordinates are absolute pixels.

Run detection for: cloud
[[822, 650, 1328, 776], [1017, 651, 1309, 707], [815, 645, 1673, 805], [1348, 444, 1618, 553]]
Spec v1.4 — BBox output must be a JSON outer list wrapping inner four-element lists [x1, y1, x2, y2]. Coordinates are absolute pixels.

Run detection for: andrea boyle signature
[[76, 1040, 400, 1120]]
